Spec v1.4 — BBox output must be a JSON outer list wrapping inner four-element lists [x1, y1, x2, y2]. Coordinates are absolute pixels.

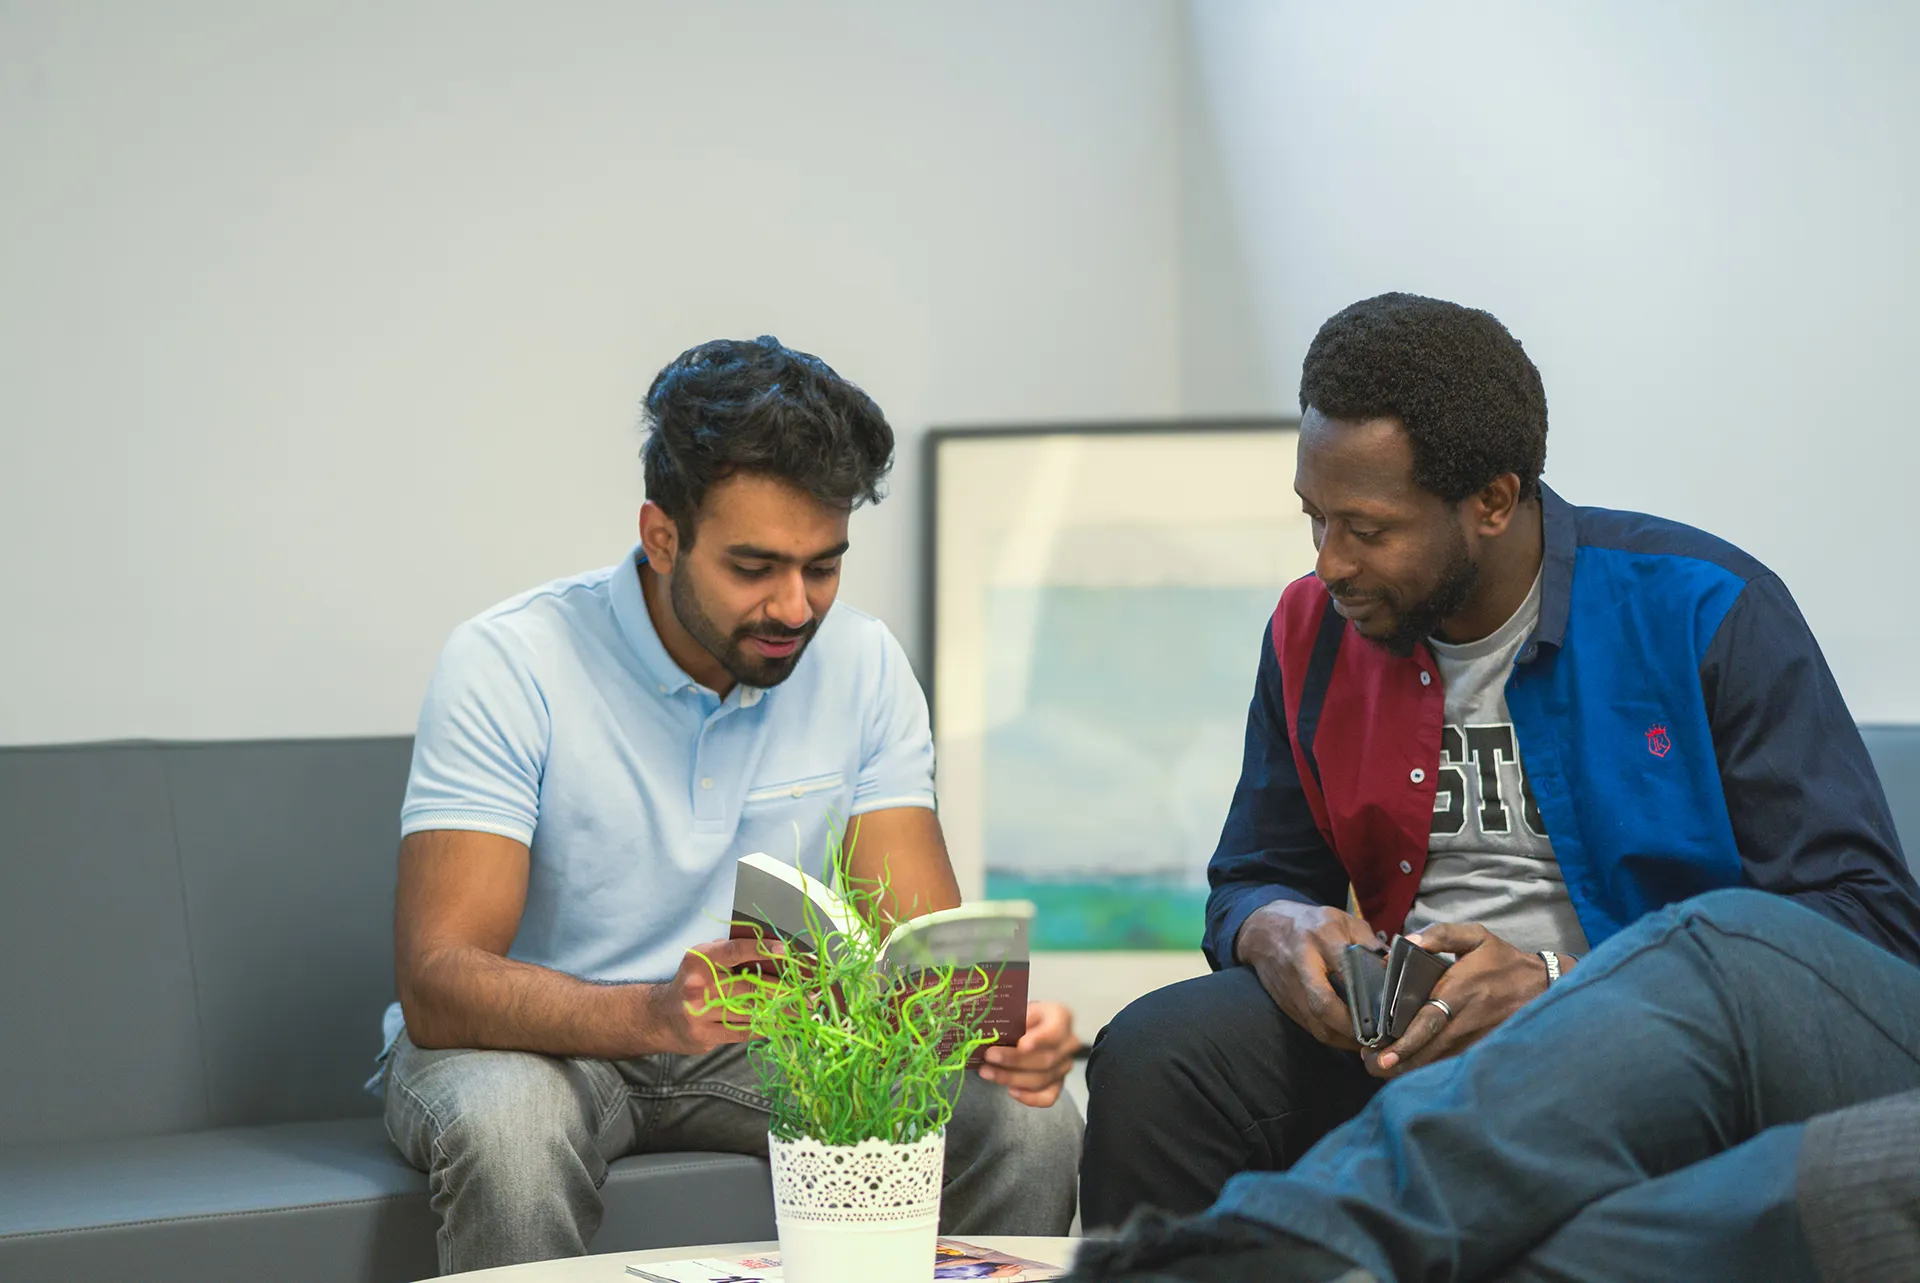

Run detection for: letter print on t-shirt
[[1430, 722, 1547, 839]]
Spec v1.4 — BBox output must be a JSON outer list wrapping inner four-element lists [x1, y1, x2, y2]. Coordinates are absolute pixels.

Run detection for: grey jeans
[[384, 1031, 1084, 1275]]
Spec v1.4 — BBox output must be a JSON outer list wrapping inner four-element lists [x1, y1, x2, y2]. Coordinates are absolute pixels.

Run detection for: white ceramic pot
[[767, 1129, 945, 1283]]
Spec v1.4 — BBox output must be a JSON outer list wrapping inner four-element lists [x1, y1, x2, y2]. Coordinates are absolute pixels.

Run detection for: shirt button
[[659, 684, 668, 694], [1400, 860, 1414, 875], [1419, 671, 1432, 686], [1409, 768, 1426, 784], [700, 778, 714, 790]]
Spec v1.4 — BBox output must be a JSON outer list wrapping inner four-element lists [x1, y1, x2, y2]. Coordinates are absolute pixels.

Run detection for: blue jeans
[[1211, 889, 1920, 1282], [384, 1034, 1083, 1275]]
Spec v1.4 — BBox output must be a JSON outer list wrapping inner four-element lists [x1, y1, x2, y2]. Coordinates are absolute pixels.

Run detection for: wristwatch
[[1539, 950, 1562, 985]]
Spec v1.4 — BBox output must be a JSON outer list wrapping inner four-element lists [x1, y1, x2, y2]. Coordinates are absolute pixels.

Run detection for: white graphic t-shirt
[[1402, 570, 1590, 956]]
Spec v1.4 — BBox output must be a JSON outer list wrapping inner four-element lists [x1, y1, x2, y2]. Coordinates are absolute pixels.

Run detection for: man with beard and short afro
[[379, 337, 1083, 1275], [1078, 293, 1920, 1228]]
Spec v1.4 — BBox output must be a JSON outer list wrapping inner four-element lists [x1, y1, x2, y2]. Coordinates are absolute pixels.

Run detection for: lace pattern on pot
[[768, 1131, 945, 1225]]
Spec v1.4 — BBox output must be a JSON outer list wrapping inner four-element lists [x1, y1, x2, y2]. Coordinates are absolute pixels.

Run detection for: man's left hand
[[978, 1000, 1080, 1107], [1365, 923, 1548, 1080]]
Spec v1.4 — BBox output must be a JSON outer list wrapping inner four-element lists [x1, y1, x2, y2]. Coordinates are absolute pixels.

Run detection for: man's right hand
[[1233, 901, 1380, 1051], [643, 936, 782, 1056]]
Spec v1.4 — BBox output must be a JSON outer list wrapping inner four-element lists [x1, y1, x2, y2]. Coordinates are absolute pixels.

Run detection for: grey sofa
[[4, 730, 1919, 1283], [0, 738, 776, 1283]]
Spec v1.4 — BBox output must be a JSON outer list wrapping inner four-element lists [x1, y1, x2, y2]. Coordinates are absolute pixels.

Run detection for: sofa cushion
[[0, 743, 209, 1147], [0, 1117, 775, 1283], [162, 738, 412, 1128]]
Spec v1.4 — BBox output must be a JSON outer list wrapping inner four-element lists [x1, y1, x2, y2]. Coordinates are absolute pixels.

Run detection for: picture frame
[[923, 419, 1309, 960]]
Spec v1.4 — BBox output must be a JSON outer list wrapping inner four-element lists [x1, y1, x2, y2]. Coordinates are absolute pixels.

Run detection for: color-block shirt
[[380, 544, 936, 1053], [1204, 484, 1920, 969], [1407, 568, 1589, 957]]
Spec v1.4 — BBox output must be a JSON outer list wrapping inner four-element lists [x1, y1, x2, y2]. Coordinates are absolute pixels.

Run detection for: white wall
[[0, 0, 1182, 744], [1185, 0, 1920, 720], [9, 1, 1917, 744]]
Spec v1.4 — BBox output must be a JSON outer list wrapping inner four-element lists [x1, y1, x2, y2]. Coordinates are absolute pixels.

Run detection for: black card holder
[[1339, 944, 1389, 1045], [1381, 937, 1451, 1041]]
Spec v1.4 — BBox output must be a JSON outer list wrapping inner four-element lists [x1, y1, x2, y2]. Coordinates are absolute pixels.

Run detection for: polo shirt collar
[[608, 543, 767, 706], [1533, 482, 1576, 655], [611, 543, 701, 696]]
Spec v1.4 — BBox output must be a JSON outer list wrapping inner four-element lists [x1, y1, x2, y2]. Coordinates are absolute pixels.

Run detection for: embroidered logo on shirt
[[1645, 724, 1672, 758]]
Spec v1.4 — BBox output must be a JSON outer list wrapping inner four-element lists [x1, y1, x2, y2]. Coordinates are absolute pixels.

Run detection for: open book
[[730, 853, 1033, 1062]]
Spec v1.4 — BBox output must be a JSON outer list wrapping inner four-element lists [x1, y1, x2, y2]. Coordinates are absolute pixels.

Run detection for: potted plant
[[701, 827, 999, 1283]]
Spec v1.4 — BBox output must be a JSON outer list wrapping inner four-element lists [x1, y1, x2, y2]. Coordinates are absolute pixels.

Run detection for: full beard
[[1358, 533, 1480, 659], [669, 567, 818, 689]]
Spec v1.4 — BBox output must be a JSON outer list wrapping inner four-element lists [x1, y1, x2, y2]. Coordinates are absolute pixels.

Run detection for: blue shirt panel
[[1509, 541, 1749, 947]]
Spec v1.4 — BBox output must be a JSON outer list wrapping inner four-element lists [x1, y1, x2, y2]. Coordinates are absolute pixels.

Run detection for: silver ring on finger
[[1424, 997, 1455, 1020]]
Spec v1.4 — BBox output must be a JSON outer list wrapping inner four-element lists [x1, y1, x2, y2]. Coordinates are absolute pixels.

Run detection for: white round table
[[441, 1235, 1081, 1280]]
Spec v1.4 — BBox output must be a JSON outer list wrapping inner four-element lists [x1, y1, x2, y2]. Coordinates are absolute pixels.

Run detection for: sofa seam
[[155, 746, 217, 1129]]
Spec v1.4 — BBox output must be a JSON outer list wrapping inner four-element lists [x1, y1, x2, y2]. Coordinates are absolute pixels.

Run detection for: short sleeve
[[850, 623, 937, 815], [399, 619, 551, 844]]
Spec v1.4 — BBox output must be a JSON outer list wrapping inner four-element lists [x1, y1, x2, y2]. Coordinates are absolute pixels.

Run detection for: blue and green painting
[[981, 583, 1280, 950]]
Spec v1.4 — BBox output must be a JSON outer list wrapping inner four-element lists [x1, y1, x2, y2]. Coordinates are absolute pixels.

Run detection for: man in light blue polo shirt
[[381, 336, 1083, 1274]]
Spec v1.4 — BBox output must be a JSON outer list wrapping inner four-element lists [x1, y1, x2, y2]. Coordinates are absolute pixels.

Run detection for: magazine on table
[[625, 1236, 1069, 1281]]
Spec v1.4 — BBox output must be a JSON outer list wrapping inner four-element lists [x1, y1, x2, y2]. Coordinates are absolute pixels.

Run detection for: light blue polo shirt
[[379, 544, 936, 1054]]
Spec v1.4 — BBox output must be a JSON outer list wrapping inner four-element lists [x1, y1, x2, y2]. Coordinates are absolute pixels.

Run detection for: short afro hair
[[641, 335, 894, 541], [1299, 293, 1547, 503]]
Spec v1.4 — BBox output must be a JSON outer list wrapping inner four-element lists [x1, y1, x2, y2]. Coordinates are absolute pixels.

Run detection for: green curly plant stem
[[698, 818, 998, 1146]]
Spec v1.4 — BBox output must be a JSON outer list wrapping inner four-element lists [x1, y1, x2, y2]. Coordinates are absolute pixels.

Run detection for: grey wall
[[0, 0, 1185, 744], [1182, 0, 1920, 719], [5, 2, 1914, 743]]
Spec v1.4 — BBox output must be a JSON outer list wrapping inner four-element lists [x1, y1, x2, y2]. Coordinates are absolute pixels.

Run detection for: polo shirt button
[[659, 684, 668, 694], [1419, 671, 1432, 686], [1409, 768, 1426, 784], [1400, 860, 1414, 875], [701, 778, 714, 790]]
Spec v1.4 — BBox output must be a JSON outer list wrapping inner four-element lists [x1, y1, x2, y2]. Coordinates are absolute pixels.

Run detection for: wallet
[[1334, 936, 1452, 1048]]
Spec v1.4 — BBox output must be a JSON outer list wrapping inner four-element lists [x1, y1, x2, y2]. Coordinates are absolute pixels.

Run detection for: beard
[[668, 566, 819, 689], [1339, 526, 1480, 659]]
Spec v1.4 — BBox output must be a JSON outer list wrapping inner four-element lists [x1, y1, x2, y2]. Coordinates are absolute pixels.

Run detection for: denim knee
[[401, 1048, 602, 1184], [1665, 886, 1822, 939]]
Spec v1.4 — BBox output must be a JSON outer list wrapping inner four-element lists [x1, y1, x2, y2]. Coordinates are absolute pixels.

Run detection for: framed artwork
[[925, 420, 1312, 952]]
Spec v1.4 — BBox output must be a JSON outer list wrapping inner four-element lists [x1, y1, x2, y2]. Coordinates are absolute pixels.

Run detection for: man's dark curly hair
[[1299, 293, 1547, 503], [641, 335, 894, 542]]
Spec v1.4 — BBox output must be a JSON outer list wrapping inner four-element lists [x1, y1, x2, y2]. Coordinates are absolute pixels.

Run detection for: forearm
[[867, 863, 961, 926], [400, 945, 677, 1058], [845, 807, 962, 926]]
